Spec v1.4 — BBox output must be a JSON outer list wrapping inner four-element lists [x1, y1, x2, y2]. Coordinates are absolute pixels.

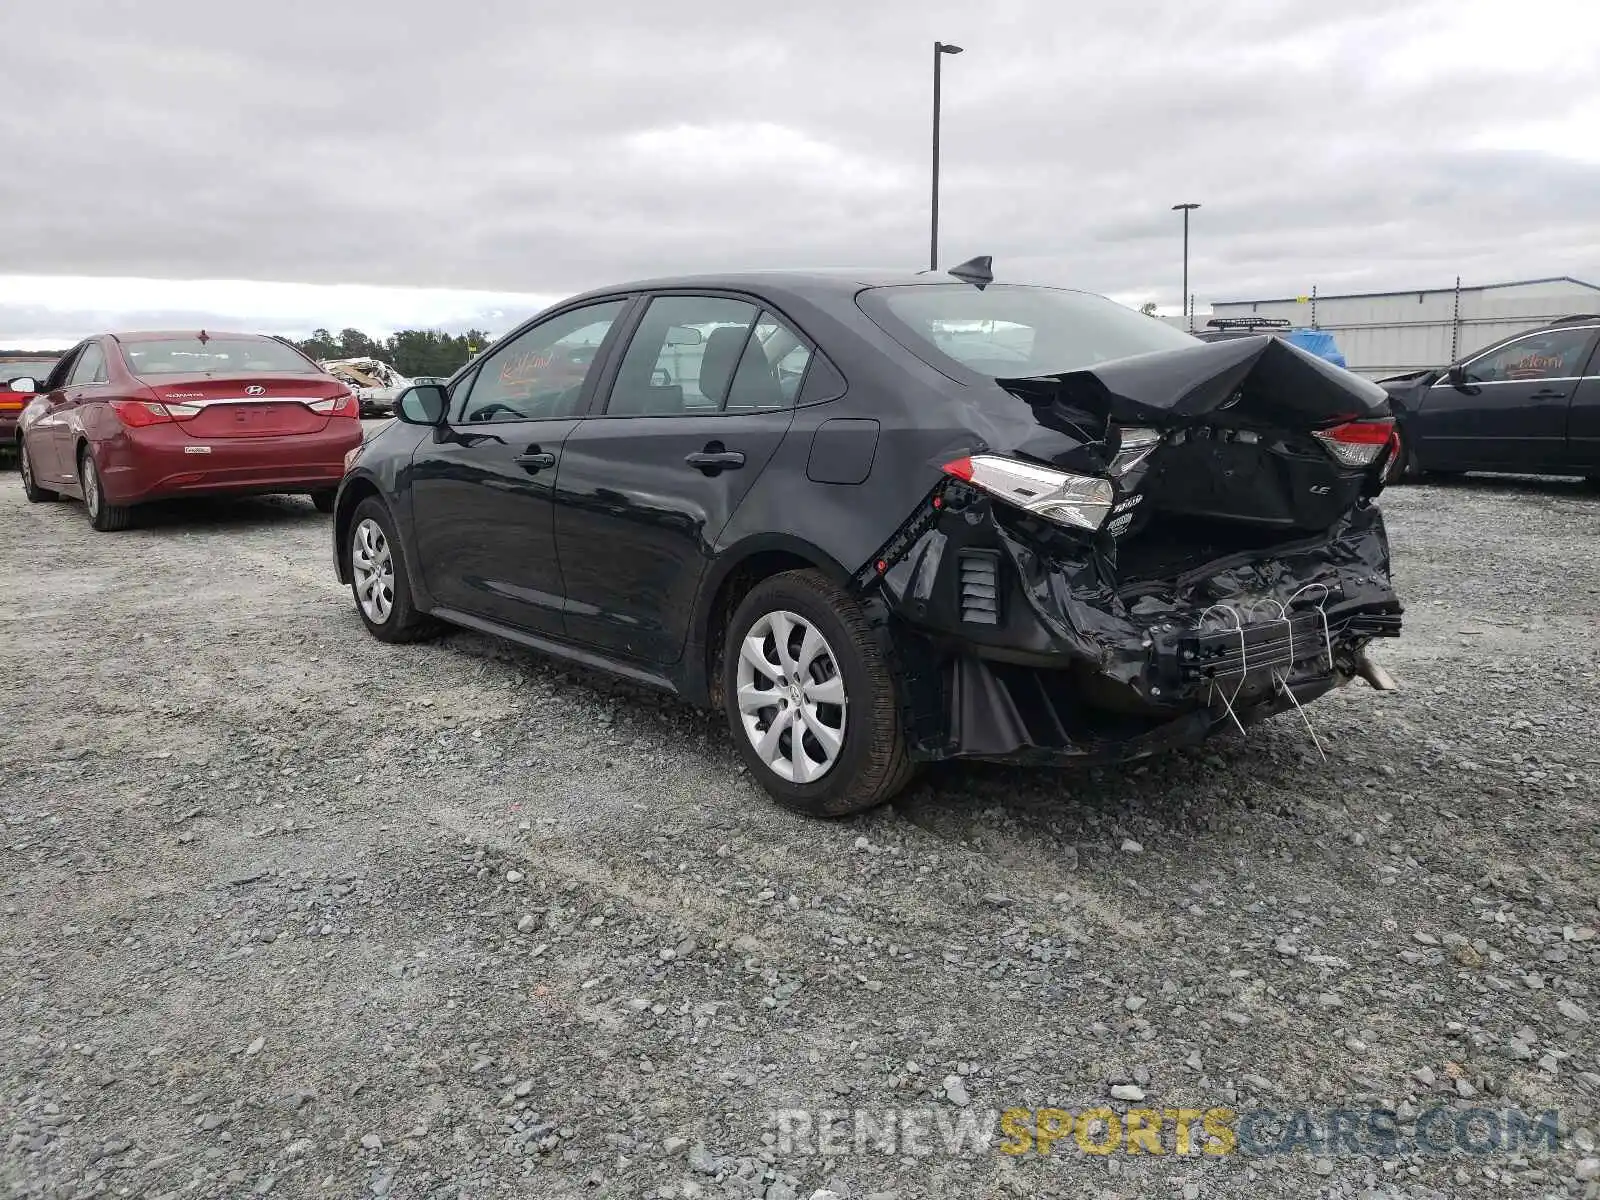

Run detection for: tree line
[[289, 328, 496, 379]]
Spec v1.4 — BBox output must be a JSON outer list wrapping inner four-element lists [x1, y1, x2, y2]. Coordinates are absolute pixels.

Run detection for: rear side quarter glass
[[798, 350, 846, 405]]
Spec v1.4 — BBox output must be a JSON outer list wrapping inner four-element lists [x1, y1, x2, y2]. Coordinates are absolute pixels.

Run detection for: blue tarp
[[1283, 328, 1348, 369]]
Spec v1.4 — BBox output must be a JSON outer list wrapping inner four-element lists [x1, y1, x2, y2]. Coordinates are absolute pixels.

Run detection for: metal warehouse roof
[[1216, 276, 1600, 307]]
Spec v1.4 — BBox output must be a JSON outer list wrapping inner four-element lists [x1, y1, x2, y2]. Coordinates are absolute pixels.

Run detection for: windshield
[[858, 283, 1198, 378], [120, 337, 320, 377], [1, 358, 58, 381]]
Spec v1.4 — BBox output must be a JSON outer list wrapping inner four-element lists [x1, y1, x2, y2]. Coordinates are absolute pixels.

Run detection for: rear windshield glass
[[858, 283, 1198, 378], [120, 337, 318, 376]]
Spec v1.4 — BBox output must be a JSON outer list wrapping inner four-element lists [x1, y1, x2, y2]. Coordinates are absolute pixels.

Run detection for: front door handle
[[1530, 388, 1567, 399], [685, 443, 745, 474], [515, 449, 557, 471]]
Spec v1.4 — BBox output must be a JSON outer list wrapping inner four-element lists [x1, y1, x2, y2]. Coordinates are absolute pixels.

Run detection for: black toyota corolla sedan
[[332, 261, 1404, 816]]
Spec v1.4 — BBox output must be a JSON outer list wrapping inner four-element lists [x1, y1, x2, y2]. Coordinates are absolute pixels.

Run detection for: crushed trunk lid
[[993, 334, 1397, 536]]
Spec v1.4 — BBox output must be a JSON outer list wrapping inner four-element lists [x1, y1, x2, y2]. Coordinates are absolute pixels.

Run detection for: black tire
[[80, 447, 134, 531], [722, 569, 914, 817], [18, 437, 56, 502], [310, 490, 336, 513], [348, 496, 441, 643]]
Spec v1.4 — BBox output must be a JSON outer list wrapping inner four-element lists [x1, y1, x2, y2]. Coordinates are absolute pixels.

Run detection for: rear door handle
[[514, 449, 557, 471], [685, 445, 745, 473]]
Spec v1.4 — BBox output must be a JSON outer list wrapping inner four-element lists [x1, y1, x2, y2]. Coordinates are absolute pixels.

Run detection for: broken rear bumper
[[859, 487, 1402, 765]]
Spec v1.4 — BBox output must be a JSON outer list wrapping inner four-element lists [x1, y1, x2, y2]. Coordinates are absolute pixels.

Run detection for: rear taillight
[[308, 391, 356, 416], [111, 399, 201, 427], [1312, 418, 1394, 467], [943, 454, 1115, 532]]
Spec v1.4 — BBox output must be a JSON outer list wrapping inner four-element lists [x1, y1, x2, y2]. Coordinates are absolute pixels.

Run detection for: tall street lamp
[[931, 40, 963, 271], [1172, 202, 1200, 331]]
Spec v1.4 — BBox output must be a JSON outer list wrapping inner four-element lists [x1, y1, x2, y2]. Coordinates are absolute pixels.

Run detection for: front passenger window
[[1462, 329, 1594, 384], [42, 349, 81, 393], [455, 300, 626, 423]]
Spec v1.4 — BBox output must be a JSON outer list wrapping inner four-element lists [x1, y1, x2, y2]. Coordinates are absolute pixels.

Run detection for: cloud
[[1, 0, 1596, 344], [0, 277, 558, 349]]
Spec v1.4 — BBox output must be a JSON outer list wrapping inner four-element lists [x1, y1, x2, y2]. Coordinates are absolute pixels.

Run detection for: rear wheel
[[18, 437, 56, 502], [80, 447, 133, 531], [349, 497, 439, 643], [722, 569, 914, 817], [310, 490, 336, 513]]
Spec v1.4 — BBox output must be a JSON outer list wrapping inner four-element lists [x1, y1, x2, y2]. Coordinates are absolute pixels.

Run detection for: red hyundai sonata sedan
[[13, 331, 362, 530]]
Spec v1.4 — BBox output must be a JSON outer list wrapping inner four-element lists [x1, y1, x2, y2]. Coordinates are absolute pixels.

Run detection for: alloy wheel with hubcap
[[721, 569, 915, 816], [79, 449, 132, 530], [83, 455, 100, 514], [351, 517, 395, 624], [735, 609, 848, 784]]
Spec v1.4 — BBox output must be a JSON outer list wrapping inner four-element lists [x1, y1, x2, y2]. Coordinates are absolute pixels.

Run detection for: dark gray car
[[331, 263, 1404, 815]]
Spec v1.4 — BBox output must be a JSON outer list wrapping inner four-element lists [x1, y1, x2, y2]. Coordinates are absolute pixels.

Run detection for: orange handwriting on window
[[500, 350, 552, 388]]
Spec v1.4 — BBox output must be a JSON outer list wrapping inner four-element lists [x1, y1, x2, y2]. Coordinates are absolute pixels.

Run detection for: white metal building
[[1162, 277, 1600, 380]]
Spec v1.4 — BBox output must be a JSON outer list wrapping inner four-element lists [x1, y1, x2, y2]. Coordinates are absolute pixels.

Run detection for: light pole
[[931, 40, 963, 271], [1172, 202, 1200, 330]]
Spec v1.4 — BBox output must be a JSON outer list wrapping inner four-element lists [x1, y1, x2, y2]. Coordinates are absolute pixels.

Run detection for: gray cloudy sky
[[4, 0, 1598, 345]]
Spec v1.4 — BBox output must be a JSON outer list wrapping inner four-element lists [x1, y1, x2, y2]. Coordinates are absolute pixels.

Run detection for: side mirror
[[394, 383, 448, 425], [8, 377, 37, 393], [1446, 364, 1468, 388]]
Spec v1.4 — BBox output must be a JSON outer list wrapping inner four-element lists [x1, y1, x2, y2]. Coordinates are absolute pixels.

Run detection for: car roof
[[558, 269, 1094, 306], [108, 330, 277, 343]]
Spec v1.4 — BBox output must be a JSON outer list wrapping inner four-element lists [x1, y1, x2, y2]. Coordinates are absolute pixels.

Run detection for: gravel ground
[[2, 463, 1598, 1200]]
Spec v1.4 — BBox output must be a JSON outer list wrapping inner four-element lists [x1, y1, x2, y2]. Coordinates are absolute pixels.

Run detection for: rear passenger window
[[70, 343, 106, 385], [606, 296, 759, 415]]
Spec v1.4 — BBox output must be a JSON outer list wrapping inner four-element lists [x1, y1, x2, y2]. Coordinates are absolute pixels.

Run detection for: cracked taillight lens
[[1313, 418, 1394, 467], [943, 454, 1115, 532]]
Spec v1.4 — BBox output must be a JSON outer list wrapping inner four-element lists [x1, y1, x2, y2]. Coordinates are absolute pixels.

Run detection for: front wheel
[[348, 497, 440, 643], [721, 569, 914, 817], [80, 448, 133, 531], [18, 438, 56, 502]]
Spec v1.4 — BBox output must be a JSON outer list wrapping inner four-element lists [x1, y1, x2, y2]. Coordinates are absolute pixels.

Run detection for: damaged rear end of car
[[857, 333, 1405, 765]]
